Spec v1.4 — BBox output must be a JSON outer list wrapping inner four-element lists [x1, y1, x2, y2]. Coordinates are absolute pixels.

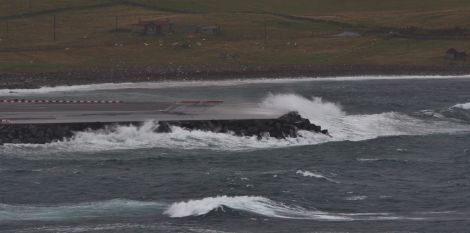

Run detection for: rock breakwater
[[0, 112, 327, 144], [157, 111, 328, 139]]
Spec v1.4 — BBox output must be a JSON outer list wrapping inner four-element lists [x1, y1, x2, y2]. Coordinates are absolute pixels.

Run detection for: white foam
[[164, 195, 349, 220], [2, 94, 469, 155], [1, 122, 332, 155], [356, 158, 381, 162], [345, 195, 368, 201], [2, 75, 470, 95], [1, 197, 456, 223], [164, 195, 429, 221], [453, 102, 470, 110], [296, 170, 339, 183], [260, 94, 470, 142]]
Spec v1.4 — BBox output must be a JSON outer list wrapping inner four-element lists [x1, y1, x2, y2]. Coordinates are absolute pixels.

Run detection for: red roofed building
[[446, 48, 468, 60], [131, 19, 174, 35]]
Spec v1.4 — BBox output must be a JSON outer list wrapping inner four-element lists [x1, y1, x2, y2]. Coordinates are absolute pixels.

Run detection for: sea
[[1, 75, 470, 233]]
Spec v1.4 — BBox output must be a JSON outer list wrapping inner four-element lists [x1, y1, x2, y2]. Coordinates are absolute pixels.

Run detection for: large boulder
[[158, 111, 329, 139]]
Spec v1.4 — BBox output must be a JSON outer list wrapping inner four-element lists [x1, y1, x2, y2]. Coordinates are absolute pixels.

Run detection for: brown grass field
[[1, 0, 470, 72]]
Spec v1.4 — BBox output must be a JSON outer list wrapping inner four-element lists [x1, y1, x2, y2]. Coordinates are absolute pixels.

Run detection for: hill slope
[[0, 0, 469, 72]]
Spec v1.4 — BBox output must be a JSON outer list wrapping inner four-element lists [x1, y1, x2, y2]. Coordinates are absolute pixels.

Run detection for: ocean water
[[1, 76, 470, 232]]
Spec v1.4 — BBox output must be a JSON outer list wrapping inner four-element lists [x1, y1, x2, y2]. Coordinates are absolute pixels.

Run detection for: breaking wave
[[453, 102, 470, 110], [1, 94, 469, 154], [1, 122, 330, 154], [163, 196, 430, 221], [165, 196, 350, 220], [2, 196, 466, 223], [260, 94, 470, 141], [421, 101, 470, 122]]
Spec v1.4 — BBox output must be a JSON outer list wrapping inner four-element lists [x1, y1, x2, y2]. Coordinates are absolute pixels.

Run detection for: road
[[0, 99, 282, 124]]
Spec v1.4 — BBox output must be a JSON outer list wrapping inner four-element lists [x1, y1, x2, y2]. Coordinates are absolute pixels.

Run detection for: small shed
[[200, 25, 221, 35], [183, 25, 200, 34], [131, 19, 174, 35], [446, 48, 467, 60]]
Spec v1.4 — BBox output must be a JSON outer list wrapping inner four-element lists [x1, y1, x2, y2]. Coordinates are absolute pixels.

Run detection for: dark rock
[[0, 111, 328, 144], [155, 122, 171, 133], [159, 111, 326, 140]]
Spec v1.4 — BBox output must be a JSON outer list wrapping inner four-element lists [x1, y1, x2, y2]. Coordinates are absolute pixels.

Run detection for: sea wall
[[0, 112, 327, 144]]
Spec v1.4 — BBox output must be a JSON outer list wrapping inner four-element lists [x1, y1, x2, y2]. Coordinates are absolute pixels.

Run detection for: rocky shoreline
[[1, 64, 470, 89], [0, 112, 327, 144], [157, 111, 328, 139]]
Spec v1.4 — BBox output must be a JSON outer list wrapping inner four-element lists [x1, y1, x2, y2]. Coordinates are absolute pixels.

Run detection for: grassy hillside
[[113, 0, 470, 14], [1, 0, 470, 72]]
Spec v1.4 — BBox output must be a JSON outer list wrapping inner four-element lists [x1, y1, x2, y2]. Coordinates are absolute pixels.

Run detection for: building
[[183, 25, 200, 34], [183, 25, 221, 35], [199, 25, 220, 35], [131, 19, 174, 35], [446, 48, 468, 60]]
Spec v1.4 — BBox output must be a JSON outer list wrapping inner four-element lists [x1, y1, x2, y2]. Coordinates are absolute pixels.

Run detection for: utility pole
[[264, 18, 268, 44], [115, 16, 118, 31], [53, 15, 56, 41], [5, 20, 9, 39], [28, 0, 32, 9]]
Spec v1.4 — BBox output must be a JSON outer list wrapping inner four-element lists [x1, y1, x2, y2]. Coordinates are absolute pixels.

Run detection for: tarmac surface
[[0, 100, 281, 124]]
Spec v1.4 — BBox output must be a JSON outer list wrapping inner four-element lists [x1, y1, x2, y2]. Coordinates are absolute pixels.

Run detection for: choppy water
[[1, 76, 470, 232]]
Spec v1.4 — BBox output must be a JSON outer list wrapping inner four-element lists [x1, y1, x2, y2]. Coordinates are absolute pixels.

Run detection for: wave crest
[[163, 195, 438, 221], [164, 195, 349, 220], [2, 196, 465, 222], [261, 94, 469, 141], [453, 102, 470, 110]]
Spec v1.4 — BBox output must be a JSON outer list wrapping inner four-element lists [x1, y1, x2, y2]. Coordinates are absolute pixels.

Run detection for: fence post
[[5, 20, 8, 39], [264, 18, 268, 45], [115, 16, 118, 31], [53, 15, 56, 41]]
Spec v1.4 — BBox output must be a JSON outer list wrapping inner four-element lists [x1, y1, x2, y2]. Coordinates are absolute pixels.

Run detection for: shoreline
[[2, 64, 470, 90]]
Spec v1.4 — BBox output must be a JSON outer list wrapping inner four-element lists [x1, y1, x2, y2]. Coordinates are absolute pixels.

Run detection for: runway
[[0, 99, 282, 124]]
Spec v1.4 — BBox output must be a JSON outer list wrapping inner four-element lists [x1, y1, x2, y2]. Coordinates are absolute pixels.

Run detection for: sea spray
[[261, 94, 469, 141], [164, 195, 349, 220], [1, 94, 468, 155], [453, 102, 470, 110], [164, 196, 432, 221], [0, 197, 414, 222]]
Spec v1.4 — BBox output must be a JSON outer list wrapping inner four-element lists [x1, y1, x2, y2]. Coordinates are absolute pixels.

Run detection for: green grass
[[0, 62, 66, 72], [129, 0, 470, 14], [0, 0, 470, 72]]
